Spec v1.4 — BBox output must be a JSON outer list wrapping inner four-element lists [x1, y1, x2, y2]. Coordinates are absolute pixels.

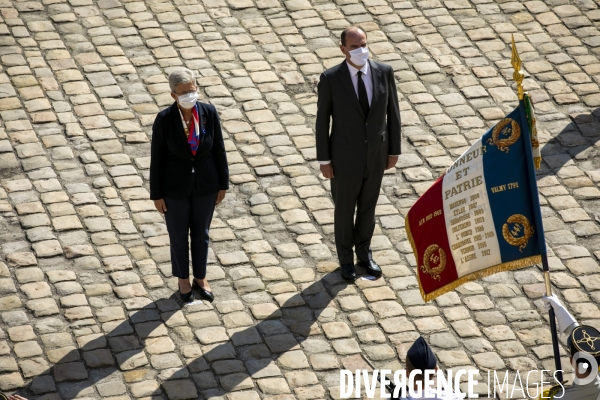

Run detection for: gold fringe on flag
[[418, 255, 542, 303]]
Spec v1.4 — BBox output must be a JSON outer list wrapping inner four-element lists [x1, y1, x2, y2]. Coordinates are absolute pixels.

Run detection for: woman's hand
[[9, 395, 28, 400], [154, 199, 167, 214], [216, 190, 226, 205]]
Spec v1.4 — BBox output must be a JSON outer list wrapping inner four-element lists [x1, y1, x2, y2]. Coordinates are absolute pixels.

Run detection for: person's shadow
[[24, 107, 598, 400], [26, 272, 358, 399]]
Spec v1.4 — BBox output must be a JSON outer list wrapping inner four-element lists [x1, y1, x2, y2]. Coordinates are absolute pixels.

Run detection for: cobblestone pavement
[[0, 0, 599, 399]]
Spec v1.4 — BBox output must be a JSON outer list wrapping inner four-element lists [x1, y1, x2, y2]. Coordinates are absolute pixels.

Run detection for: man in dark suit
[[316, 26, 401, 281]]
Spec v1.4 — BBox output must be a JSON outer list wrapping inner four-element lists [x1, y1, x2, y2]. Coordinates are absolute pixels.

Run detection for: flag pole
[[511, 35, 563, 383]]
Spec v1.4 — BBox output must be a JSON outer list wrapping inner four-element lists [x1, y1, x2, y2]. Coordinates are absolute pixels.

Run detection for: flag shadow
[[537, 107, 600, 236], [27, 271, 351, 399], [539, 107, 599, 178]]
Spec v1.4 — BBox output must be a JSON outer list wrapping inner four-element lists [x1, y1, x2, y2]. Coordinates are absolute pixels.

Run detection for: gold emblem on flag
[[487, 118, 521, 153], [421, 244, 446, 281], [502, 214, 534, 252]]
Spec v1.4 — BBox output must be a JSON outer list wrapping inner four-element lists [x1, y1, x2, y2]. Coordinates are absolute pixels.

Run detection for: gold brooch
[[421, 244, 446, 281], [487, 118, 521, 153]]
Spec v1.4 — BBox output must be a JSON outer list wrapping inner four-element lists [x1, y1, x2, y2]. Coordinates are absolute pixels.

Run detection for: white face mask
[[177, 91, 198, 109], [347, 46, 369, 66]]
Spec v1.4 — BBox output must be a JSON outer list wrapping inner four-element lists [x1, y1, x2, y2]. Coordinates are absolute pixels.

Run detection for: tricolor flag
[[406, 95, 544, 302]]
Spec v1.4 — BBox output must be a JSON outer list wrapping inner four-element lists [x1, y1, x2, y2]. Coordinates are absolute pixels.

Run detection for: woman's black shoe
[[179, 284, 195, 303], [193, 280, 214, 303]]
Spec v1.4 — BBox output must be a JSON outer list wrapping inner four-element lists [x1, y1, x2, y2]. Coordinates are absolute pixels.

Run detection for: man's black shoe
[[356, 259, 382, 278], [340, 263, 357, 281]]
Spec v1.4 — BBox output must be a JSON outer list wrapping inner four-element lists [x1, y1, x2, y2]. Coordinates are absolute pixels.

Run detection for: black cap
[[407, 337, 437, 370], [568, 325, 600, 367]]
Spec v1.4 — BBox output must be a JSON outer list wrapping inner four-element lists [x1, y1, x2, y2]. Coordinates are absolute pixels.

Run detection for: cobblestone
[[0, 0, 596, 398]]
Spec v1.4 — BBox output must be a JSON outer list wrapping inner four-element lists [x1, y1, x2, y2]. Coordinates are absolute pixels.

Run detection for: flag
[[406, 96, 543, 302]]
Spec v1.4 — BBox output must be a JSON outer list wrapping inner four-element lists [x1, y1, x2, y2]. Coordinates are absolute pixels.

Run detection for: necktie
[[357, 70, 369, 118]]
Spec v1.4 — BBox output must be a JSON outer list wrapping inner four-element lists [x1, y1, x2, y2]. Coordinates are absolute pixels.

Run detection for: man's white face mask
[[347, 46, 369, 66]]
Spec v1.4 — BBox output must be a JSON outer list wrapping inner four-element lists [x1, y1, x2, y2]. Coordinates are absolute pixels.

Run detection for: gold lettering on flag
[[490, 181, 519, 193], [444, 175, 484, 200], [447, 145, 486, 173], [418, 208, 442, 226]]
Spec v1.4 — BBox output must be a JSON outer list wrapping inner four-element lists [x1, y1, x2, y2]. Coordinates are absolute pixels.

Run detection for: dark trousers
[[164, 191, 217, 280], [331, 170, 384, 264]]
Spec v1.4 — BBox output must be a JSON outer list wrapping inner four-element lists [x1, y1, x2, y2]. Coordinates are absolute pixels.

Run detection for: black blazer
[[150, 101, 229, 200], [315, 60, 401, 177]]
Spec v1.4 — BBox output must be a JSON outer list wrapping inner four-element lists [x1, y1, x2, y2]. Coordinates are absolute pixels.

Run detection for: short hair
[[169, 68, 195, 93], [405, 357, 424, 382], [341, 26, 367, 46]]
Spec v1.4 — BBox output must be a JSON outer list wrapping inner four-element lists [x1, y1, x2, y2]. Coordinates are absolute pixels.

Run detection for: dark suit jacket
[[315, 60, 401, 176], [150, 101, 229, 200]]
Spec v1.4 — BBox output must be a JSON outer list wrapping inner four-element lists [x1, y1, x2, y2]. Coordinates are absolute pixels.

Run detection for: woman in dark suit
[[150, 68, 229, 303]]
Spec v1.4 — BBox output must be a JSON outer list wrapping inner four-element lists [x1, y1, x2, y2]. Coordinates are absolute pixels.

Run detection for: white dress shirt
[[320, 61, 397, 165], [348, 61, 373, 107]]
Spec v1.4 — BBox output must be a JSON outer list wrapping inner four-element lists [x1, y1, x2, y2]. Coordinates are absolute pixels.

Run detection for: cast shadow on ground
[[26, 271, 362, 399], [537, 107, 599, 184], [23, 106, 600, 399], [536, 107, 600, 247]]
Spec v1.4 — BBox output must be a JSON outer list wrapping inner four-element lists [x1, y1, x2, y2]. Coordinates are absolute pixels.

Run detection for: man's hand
[[320, 164, 334, 179], [386, 155, 398, 170], [216, 189, 226, 205], [154, 199, 167, 214]]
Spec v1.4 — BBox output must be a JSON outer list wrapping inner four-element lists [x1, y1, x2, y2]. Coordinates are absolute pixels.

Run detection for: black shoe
[[179, 284, 195, 303], [340, 263, 357, 281], [193, 280, 214, 303], [356, 259, 383, 278]]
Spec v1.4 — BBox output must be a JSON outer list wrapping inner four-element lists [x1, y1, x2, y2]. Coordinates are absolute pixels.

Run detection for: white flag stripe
[[442, 138, 501, 277]]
